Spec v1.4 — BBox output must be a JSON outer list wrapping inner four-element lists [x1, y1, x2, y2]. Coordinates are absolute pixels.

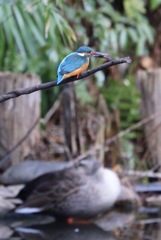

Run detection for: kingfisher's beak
[[92, 51, 112, 60]]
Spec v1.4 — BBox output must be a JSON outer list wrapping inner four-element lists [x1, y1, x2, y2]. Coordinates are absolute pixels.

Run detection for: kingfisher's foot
[[76, 73, 81, 78]]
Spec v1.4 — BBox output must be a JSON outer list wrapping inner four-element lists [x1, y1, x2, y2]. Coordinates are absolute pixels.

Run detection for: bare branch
[[0, 118, 39, 170], [105, 107, 161, 145], [74, 108, 161, 161], [0, 57, 131, 103]]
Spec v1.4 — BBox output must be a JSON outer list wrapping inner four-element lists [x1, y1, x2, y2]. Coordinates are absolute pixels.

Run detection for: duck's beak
[[92, 51, 112, 60]]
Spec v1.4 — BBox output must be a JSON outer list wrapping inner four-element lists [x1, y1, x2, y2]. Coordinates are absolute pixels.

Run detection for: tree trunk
[[136, 69, 161, 168], [0, 72, 40, 171]]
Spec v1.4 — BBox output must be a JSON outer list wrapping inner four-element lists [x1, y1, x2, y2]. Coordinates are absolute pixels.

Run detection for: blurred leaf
[[109, 29, 118, 51], [119, 28, 128, 48], [76, 81, 93, 104], [45, 6, 50, 38], [149, 0, 161, 10], [101, 77, 140, 129], [127, 28, 138, 43], [124, 0, 145, 19], [140, 22, 154, 44], [95, 71, 105, 87]]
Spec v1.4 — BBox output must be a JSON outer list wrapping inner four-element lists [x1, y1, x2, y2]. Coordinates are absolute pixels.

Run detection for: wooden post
[[62, 83, 82, 159], [136, 69, 161, 167], [0, 72, 40, 170]]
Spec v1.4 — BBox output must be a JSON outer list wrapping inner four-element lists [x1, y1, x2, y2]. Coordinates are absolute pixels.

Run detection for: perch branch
[[0, 57, 131, 103]]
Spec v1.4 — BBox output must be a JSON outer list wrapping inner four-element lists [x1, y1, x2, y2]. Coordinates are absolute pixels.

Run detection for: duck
[[15, 158, 121, 219]]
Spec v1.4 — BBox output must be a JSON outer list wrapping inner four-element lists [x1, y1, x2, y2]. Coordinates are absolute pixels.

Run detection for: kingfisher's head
[[76, 46, 112, 59], [76, 46, 94, 57]]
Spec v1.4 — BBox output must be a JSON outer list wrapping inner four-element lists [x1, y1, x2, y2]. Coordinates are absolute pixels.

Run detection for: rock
[[0, 185, 23, 215], [0, 185, 24, 197], [0, 226, 13, 239]]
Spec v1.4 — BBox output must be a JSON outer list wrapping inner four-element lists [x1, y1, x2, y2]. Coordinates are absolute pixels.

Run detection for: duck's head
[[75, 157, 101, 175]]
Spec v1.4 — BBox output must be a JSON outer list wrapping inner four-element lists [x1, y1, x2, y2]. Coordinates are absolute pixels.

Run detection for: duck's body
[[15, 158, 121, 219]]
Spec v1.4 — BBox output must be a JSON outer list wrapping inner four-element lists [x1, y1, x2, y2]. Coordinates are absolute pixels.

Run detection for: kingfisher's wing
[[58, 52, 87, 75]]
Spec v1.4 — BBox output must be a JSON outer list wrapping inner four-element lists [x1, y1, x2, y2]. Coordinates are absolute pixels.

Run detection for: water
[[1, 208, 161, 240]]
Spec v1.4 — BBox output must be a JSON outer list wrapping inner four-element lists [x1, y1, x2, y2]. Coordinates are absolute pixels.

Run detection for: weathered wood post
[[62, 83, 82, 159], [137, 69, 161, 167], [0, 72, 41, 171]]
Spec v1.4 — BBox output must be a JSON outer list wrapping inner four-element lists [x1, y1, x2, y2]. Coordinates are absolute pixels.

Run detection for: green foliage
[[124, 0, 146, 18], [59, 0, 155, 56], [0, 0, 76, 115], [101, 76, 140, 132], [0, 0, 159, 116], [149, 0, 161, 10], [0, 0, 75, 72], [0, 0, 157, 73], [75, 81, 93, 105]]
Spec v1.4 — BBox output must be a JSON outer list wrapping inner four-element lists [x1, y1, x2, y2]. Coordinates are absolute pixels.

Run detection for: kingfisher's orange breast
[[63, 60, 89, 80]]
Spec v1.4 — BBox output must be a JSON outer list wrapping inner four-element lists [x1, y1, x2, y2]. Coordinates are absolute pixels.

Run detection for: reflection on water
[[16, 222, 116, 240], [1, 210, 161, 240]]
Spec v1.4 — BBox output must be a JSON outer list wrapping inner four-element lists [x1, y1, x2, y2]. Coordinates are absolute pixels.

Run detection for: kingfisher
[[57, 46, 103, 84]]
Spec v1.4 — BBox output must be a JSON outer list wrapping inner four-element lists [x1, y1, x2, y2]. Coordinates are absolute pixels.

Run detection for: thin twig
[[0, 57, 131, 103], [75, 144, 110, 162], [0, 117, 39, 169], [105, 107, 161, 145], [43, 94, 61, 125], [75, 108, 161, 161]]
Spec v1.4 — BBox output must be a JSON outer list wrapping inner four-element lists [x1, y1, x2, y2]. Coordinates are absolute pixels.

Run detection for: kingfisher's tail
[[57, 74, 63, 85]]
